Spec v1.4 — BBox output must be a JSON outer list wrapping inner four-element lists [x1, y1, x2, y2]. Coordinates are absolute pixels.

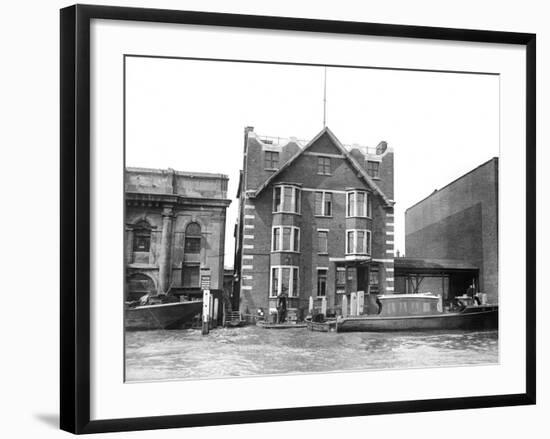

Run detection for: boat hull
[[256, 321, 308, 329], [336, 306, 498, 332], [125, 300, 203, 331]]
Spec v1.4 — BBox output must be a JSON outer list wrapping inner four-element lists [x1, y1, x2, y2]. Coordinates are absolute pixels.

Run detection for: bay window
[[346, 190, 372, 217], [346, 229, 372, 255], [271, 226, 300, 252], [273, 185, 301, 213], [270, 266, 299, 297]]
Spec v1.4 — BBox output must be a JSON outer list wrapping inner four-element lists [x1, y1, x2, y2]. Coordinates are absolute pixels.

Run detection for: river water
[[125, 326, 498, 382]]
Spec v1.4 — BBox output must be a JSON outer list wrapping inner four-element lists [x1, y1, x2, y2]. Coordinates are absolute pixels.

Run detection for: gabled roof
[[252, 127, 393, 207]]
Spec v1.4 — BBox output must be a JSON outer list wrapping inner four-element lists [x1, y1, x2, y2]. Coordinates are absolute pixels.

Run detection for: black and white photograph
[[50, 2, 538, 435], [123, 56, 500, 382]]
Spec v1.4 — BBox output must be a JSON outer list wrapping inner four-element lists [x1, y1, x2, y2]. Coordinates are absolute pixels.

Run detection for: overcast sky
[[125, 56, 499, 268]]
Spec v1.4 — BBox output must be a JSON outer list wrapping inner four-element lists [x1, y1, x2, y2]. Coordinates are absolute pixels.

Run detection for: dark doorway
[[357, 266, 369, 292]]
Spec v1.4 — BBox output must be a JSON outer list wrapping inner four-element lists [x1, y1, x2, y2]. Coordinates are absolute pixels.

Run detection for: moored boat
[[256, 321, 308, 329], [306, 319, 337, 332], [334, 293, 498, 332], [125, 299, 203, 331]]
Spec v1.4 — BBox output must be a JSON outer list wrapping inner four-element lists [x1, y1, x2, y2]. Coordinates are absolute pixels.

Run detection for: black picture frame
[[60, 4, 536, 434]]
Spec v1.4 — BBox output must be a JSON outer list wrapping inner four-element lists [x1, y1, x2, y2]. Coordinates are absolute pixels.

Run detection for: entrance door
[[357, 266, 369, 293]]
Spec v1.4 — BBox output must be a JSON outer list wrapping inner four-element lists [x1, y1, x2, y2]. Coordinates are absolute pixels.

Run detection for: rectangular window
[[357, 230, 365, 253], [133, 233, 150, 252], [366, 230, 372, 254], [273, 185, 300, 213], [282, 227, 292, 251], [324, 192, 332, 216], [273, 186, 282, 212], [367, 161, 380, 178], [367, 195, 372, 217], [346, 229, 372, 254], [317, 156, 331, 175], [182, 265, 200, 288], [336, 267, 346, 286], [272, 226, 300, 252], [367, 160, 380, 178], [283, 187, 293, 212], [315, 191, 332, 216], [369, 266, 379, 286], [293, 228, 300, 252], [270, 266, 299, 297], [264, 151, 279, 169], [318, 230, 328, 254], [347, 192, 355, 216], [292, 268, 299, 298], [272, 228, 280, 251], [346, 230, 355, 254], [271, 267, 279, 297], [317, 269, 328, 297], [357, 192, 366, 217], [184, 237, 201, 253], [346, 190, 370, 217], [315, 192, 323, 216], [281, 268, 291, 296]]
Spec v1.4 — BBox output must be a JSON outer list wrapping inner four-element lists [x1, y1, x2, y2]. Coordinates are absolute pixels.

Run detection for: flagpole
[[323, 67, 327, 128]]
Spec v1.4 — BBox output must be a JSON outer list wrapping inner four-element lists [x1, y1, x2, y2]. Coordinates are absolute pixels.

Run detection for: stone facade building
[[125, 167, 231, 301], [405, 157, 498, 303], [234, 127, 395, 318]]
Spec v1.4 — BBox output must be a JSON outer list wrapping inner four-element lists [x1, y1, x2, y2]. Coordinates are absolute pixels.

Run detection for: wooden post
[[309, 296, 314, 313], [209, 293, 214, 329], [321, 296, 327, 315], [213, 297, 219, 328], [350, 292, 357, 316], [202, 289, 210, 335], [342, 295, 348, 317], [357, 291, 365, 315]]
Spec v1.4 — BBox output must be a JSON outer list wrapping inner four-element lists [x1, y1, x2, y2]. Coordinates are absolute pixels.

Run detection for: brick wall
[[405, 158, 498, 302]]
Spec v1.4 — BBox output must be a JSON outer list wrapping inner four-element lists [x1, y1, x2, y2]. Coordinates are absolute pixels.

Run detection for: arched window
[[184, 222, 201, 254], [133, 220, 151, 252]]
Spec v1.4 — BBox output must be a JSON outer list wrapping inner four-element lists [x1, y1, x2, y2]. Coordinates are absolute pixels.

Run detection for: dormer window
[[346, 190, 372, 218], [273, 185, 301, 214], [317, 156, 331, 175], [367, 160, 380, 178], [265, 151, 279, 170]]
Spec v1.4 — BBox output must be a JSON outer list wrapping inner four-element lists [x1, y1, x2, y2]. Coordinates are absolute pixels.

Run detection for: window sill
[[314, 215, 333, 218], [264, 168, 279, 171], [318, 252, 329, 256], [272, 211, 302, 215], [345, 216, 372, 219], [317, 173, 332, 176], [271, 250, 301, 254]]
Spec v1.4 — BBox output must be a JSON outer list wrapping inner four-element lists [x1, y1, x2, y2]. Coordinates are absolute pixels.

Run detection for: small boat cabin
[[376, 294, 441, 317]]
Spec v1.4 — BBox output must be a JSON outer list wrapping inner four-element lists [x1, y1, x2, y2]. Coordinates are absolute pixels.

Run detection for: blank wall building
[[404, 158, 498, 303]]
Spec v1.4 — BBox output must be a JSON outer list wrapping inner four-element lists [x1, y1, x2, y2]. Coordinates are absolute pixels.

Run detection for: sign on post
[[202, 289, 211, 335]]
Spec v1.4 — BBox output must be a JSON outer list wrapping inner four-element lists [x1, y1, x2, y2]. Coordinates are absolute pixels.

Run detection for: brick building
[[125, 167, 231, 301], [234, 127, 395, 319], [405, 158, 498, 303]]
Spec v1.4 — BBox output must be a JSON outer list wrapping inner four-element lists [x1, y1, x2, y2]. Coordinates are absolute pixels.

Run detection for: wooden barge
[[309, 294, 498, 333], [125, 299, 203, 331]]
